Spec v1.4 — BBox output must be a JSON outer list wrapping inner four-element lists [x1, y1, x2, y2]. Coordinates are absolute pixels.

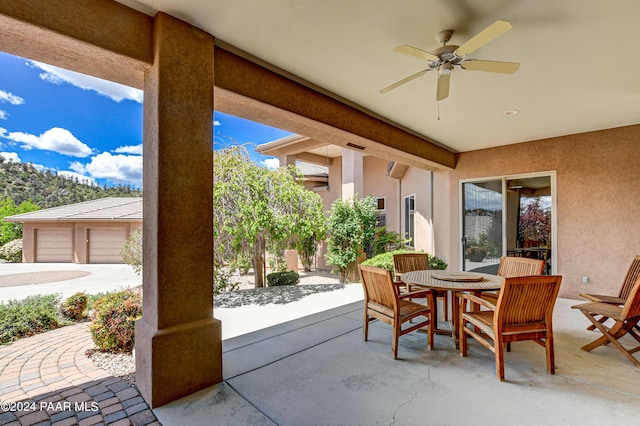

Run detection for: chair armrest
[[459, 293, 496, 311], [579, 293, 625, 305]]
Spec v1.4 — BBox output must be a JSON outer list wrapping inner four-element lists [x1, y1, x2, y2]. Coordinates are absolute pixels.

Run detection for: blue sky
[[0, 51, 291, 189]]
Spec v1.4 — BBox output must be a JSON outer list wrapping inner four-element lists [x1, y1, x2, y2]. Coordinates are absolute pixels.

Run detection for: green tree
[[214, 146, 327, 287], [120, 228, 143, 274], [325, 196, 378, 283], [0, 197, 40, 245]]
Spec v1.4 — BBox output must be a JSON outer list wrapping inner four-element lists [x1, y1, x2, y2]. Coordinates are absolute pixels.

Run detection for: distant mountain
[[0, 157, 142, 209]]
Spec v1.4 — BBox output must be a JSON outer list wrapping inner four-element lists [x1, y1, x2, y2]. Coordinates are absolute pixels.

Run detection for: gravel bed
[[86, 348, 136, 386]]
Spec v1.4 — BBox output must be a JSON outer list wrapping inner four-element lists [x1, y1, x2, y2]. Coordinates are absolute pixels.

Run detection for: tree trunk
[[253, 239, 266, 288]]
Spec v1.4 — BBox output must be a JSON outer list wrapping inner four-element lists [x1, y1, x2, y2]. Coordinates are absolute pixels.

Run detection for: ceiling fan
[[380, 20, 520, 101]]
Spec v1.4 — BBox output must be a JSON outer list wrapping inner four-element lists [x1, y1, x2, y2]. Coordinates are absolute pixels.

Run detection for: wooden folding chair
[[482, 256, 545, 304], [393, 253, 448, 321], [579, 255, 640, 331], [460, 275, 562, 381], [572, 275, 640, 367], [359, 264, 435, 359]]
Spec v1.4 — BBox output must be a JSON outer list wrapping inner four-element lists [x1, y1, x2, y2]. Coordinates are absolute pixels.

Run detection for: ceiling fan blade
[[461, 60, 520, 74], [380, 70, 429, 94], [394, 45, 439, 62], [454, 20, 513, 57], [436, 73, 450, 101]]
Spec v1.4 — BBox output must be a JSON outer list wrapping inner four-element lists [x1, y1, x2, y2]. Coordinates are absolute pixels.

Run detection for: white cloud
[[213, 120, 221, 126], [0, 110, 7, 120], [113, 144, 143, 155], [68, 161, 87, 174], [57, 170, 97, 186], [0, 152, 21, 163], [0, 127, 93, 157], [0, 89, 25, 105], [30, 61, 143, 103], [261, 158, 280, 170], [85, 152, 142, 187]]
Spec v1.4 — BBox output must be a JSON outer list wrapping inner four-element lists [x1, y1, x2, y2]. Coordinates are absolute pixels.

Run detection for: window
[[374, 197, 386, 210], [404, 195, 415, 247]]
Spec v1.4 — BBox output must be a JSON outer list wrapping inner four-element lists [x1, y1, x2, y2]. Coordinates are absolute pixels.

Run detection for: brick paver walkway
[[0, 324, 159, 426]]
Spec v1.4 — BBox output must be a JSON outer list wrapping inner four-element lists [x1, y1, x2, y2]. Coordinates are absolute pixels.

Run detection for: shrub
[[0, 294, 62, 344], [214, 267, 240, 295], [0, 239, 23, 263], [267, 271, 300, 286], [60, 291, 88, 320], [121, 228, 142, 275], [361, 249, 448, 275], [89, 289, 142, 352]]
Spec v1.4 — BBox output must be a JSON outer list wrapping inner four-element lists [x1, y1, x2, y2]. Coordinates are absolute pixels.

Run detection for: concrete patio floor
[[155, 297, 639, 426]]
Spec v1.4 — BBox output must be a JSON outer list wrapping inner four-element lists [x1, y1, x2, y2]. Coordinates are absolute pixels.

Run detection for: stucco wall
[[401, 168, 433, 254], [363, 156, 399, 235], [434, 124, 640, 299]]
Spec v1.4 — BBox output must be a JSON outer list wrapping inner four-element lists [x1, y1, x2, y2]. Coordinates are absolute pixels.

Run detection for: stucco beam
[[0, 0, 152, 89], [261, 139, 329, 157], [295, 152, 334, 166], [213, 47, 456, 170]]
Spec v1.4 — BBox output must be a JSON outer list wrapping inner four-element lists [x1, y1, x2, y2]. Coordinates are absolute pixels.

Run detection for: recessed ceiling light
[[504, 109, 519, 116]]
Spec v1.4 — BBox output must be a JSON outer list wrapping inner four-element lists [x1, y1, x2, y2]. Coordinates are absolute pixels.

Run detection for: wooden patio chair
[[579, 255, 640, 331], [393, 252, 448, 321], [359, 264, 435, 359], [459, 275, 562, 381], [572, 275, 640, 367], [482, 256, 545, 304]]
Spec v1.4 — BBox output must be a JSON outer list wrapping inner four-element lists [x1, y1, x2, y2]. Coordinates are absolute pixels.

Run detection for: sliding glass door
[[462, 180, 503, 273], [461, 172, 556, 275]]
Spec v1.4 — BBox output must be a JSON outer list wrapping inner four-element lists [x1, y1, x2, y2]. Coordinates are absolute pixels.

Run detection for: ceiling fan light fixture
[[439, 63, 452, 75]]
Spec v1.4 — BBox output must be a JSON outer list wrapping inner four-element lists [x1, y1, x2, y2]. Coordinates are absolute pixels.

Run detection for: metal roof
[[4, 197, 143, 222]]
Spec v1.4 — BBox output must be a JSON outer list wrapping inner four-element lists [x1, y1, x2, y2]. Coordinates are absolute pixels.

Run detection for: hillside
[[0, 158, 142, 209]]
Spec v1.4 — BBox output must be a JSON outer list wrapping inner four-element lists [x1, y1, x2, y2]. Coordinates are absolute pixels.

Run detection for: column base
[[135, 317, 222, 408]]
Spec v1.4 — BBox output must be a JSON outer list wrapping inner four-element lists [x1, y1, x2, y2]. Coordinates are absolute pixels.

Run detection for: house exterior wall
[[363, 156, 400, 235], [433, 124, 640, 299], [401, 168, 433, 254], [21, 221, 142, 264]]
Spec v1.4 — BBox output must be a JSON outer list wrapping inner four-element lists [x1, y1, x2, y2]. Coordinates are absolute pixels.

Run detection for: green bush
[[0, 239, 23, 263], [361, 249, 448, 275], [0, 294, 62, 344], [61, 292, 88, 320], [89, 289, 142, 352], [214, 267, 240, 295], [267, 271, 300, 286]]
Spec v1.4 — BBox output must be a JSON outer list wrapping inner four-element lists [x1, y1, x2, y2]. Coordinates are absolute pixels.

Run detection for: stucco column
[[341, 148, 363, 199], [135, 13, 222, 408], [279, 154, 296, 167]]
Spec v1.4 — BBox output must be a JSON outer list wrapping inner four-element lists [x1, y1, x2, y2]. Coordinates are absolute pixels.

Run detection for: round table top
[[401, 270, 503, 291]]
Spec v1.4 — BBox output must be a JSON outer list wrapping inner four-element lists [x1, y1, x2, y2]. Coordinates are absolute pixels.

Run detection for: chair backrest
[[393, 253, 429, 275], [621, 275, 640, 320], [359, 265, 398, 311], [495, 275, 562, 329], [618, 255, 640, 300], [497, 256, 545, 278]]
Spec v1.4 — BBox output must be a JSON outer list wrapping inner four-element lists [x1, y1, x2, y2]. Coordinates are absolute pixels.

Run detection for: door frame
[[459, 170, 557, 274]]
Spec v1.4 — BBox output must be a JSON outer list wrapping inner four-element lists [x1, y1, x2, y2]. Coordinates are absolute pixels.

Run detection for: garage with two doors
[[6, 197, 142, 264]]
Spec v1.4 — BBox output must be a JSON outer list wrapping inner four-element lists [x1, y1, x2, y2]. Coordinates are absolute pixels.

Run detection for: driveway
[[0, 263, 141, 303]]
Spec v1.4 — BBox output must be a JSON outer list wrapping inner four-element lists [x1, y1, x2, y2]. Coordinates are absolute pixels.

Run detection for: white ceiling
[[118, 0, 640, 153]]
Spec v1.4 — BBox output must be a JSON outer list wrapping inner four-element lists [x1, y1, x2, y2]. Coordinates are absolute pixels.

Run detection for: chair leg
[[545, 332, 556, 375], [363, 311, 369, 341], [442, 292, 449, 321], [393, 323, 399, 359], [459, 319, 468, 357], [495, 339, 505, 381]]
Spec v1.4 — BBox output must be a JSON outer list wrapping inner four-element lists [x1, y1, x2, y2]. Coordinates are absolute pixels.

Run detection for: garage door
[[36, 229, 73, 263], [88, 228, 128, 264]]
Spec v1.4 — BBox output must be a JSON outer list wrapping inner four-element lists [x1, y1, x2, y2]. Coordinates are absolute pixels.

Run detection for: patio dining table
[[401, 270, 503, 347]]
